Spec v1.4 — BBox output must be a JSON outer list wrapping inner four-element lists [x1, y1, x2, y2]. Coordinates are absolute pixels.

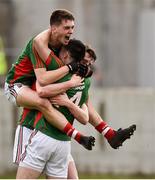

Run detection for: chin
[[62, 41, 66, 45], [64, 40, 70, 45]]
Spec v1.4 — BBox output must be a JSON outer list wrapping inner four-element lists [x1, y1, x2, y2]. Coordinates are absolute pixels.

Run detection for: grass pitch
[[0, 170, 155, 179]]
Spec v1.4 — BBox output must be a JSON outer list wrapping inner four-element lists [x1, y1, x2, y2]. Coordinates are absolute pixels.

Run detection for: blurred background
[[0, 0, 155, 178]]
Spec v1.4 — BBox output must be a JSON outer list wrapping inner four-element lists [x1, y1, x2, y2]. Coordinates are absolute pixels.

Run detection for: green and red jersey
[[19, 46, 65, 131], [18, 42, 91, 141], [6, 38, 45, 86], [20, 76, 91, 141]]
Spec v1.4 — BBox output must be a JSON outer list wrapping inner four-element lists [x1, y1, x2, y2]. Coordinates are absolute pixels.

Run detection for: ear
[[63, 51, 72, 64], [51, 25, 57, 33]]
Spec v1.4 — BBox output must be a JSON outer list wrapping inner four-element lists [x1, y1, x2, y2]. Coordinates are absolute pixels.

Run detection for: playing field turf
[[0, 171, 155, 179]]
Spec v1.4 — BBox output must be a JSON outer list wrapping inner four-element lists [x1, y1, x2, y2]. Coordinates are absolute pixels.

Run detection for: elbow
[[37, 78, 47, 86], [81, 116, 89, 125], [37, 90, 44, 98], [37, 87, 46, 98]]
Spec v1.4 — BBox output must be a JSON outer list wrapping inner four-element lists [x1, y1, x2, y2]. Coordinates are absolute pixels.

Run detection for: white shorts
[[68, 153, 74, 162], [4, 82, 27, 105], [19, 130, 71, 178], [13, 125, 34, 164]]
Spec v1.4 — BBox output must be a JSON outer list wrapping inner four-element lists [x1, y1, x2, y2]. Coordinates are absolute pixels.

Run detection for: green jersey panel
[[34, 75, 91, 141]]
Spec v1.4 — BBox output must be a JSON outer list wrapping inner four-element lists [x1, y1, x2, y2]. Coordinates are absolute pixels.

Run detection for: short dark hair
[[64, 39, 86, 62], [50, 9, 74, 26], [85, 45, 97, 61]]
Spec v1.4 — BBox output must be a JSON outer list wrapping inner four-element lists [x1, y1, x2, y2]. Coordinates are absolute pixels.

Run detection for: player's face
[[58, 47, 71, 64], [52, 19, 74, 47], [81, 52, 95, 66]]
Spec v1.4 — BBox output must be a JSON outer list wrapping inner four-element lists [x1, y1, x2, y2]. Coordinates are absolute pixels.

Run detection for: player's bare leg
[[16, 166, 41, 179], [67, 159, 78, 179]]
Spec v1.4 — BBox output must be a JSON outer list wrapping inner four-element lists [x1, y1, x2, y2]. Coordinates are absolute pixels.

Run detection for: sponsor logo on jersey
[[72, 84, 85, 90]]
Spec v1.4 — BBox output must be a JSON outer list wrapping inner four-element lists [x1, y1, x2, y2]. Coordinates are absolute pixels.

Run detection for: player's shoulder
[[24, 35, 38, 48]]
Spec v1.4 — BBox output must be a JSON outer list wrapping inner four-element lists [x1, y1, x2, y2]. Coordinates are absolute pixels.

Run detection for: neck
[[49, 36, 62, 49]]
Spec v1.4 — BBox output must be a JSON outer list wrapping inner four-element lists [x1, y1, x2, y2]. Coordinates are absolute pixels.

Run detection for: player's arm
[[68, 103, 89, 125], [86, 96, 103, 126], [34, 67, 69, 86], [31, 30, 70, 86], [36, 74, 84, 98], [31, 47, 77, 87], [65, 102, 88, 125], [32, 46, 69, 86], [31, 46, 83, 96], [32, 33, 79, 85], [50, 93, 89, 125]]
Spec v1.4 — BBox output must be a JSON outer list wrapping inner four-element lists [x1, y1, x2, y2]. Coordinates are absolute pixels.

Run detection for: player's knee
[[36, 98, 51, 111]]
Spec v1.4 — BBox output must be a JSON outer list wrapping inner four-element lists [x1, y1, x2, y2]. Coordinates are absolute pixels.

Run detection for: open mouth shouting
[[64, 35, 71, 44]]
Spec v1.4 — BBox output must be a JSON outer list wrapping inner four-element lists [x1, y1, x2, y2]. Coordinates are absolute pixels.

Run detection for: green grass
[[0, 171, 16, 179], [1, 171, 155, 179], [79, 172, 155, 179]]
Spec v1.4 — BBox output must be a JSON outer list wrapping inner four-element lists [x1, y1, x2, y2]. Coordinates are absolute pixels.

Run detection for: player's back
[[6, 38, 41, 86]]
